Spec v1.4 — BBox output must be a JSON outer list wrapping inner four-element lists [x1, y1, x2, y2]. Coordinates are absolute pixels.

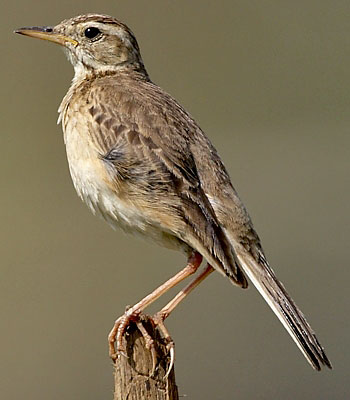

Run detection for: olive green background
[[2, 1, 349, 399]]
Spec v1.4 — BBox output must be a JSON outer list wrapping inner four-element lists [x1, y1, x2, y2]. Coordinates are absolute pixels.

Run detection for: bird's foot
[[152, 311, 175, 379], [108, 308, 157, 375], [108, 308, 175, 379]]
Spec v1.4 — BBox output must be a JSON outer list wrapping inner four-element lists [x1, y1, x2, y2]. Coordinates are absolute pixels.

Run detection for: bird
[[15, 13, 331, 372]]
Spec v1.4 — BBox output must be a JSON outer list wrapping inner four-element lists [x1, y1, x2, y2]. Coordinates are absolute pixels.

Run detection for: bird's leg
[[153, 263, 214, 325], [151, 264, 214, 377], [108, 252, 203, 361]]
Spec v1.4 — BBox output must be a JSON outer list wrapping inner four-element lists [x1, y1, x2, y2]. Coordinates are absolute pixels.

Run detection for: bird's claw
[[164, 345, 175, 380], [109, 310, 175, 379], [108, 311, 158, 376], [152, 312, 175, 380], [135, 319, 157, 376], [108, 311, 139, 360]]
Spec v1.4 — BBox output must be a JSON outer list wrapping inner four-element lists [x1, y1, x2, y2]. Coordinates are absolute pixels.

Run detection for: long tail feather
[[228, 235, 332, 370]]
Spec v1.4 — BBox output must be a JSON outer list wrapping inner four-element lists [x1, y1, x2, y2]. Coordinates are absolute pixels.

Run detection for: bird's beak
[[14, 26, 78, 47]]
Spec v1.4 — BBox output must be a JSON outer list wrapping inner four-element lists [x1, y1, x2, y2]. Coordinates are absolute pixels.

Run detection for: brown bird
[[15, 14, 331, 372]]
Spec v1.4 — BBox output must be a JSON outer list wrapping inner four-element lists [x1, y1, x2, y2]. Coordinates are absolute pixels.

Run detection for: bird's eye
[[84, 27, 101, 40]]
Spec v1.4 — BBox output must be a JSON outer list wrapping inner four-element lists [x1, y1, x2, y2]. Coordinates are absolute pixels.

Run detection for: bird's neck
[[71, 59, 149, 86], [57, 63, 150, 128]]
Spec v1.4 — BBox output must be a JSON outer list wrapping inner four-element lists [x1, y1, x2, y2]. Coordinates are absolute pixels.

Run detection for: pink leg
[[154, 264, 214, 323], [152, 264, 215, 378], [108, 252, 203, 360]]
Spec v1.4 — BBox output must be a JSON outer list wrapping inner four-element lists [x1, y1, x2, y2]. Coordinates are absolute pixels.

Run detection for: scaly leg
[[108, 252, 203, 360], [154, 264, 214, 323], [152, 264, 215, 377]]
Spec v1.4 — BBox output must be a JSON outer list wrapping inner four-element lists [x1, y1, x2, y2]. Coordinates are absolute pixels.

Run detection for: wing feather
[[85, 77, 246, 286]]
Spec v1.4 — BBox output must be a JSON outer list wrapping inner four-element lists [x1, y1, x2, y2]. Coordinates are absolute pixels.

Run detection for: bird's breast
[[63, 119, 142, 229], [61, 113, 186, 251]]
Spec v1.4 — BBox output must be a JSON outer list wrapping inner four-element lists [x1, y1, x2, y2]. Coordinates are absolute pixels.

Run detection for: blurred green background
[[2, 1, 349, 399]]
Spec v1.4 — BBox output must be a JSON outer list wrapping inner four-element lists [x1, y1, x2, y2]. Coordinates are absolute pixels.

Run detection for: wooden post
[[113, 317, 179, 400]]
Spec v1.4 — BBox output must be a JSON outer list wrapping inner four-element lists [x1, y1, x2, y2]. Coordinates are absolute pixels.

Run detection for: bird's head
[[15, 14, 147, 78]]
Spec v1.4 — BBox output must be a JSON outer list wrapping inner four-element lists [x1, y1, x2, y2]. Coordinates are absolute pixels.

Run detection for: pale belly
[[63, 124, 187, 252]]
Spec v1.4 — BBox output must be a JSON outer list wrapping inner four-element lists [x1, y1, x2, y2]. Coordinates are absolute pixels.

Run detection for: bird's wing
[[188, 113, 332, 370], [84, 77, 247, 287]]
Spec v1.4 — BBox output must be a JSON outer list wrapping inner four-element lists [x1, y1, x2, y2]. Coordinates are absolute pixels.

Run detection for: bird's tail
[[227, 232, 332, 370]]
